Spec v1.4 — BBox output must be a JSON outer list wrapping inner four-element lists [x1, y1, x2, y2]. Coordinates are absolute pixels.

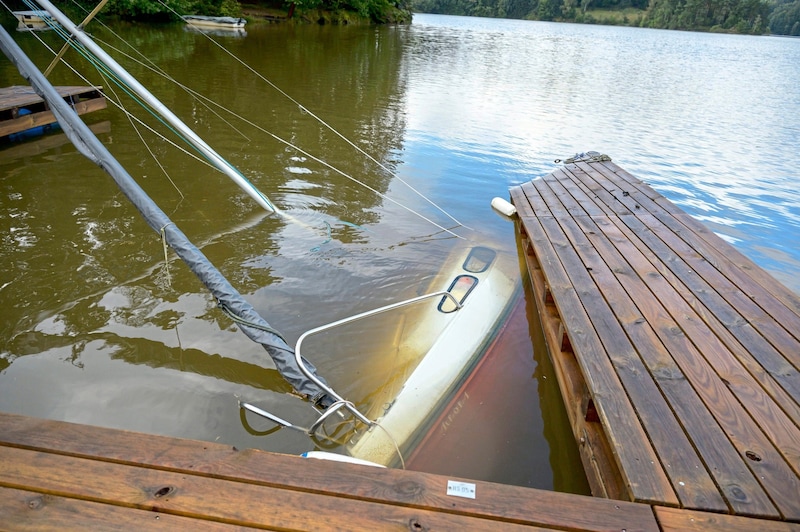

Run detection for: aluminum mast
[[33, 0, 277, 214]]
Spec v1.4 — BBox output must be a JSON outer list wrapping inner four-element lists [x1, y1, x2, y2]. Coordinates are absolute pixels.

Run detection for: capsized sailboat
[[1, 3, 520, 468]]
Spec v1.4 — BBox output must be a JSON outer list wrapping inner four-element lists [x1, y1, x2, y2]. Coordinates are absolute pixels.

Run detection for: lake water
[[1, 12, 798, 493]]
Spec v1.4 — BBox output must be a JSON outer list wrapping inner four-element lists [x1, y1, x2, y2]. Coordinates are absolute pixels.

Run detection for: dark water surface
[[1, 13, 798, 492]]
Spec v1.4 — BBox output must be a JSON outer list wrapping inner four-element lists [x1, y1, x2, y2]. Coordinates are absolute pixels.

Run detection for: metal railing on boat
[[240, 289, 463, 437]]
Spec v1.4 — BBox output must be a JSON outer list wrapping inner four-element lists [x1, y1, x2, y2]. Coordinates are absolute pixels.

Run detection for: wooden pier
[[2, 411, 798, 530], [0, 85, 106, 138], [2, 154, 800, 529], [510, 154, 800, 523]]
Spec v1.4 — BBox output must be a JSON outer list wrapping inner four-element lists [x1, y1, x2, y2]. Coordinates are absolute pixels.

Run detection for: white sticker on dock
[[446, 480, 476, 499]]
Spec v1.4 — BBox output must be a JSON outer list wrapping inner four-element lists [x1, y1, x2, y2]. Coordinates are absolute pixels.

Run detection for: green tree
[[537, 0, 561, 18], [107, 0, 191, 19], [769, 0, 800, 34]]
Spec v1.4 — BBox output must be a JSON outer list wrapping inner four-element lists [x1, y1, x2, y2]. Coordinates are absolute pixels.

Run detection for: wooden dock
[[510, 154, 800, 523], [2, 154, 800, 529], [0, 85, 106, 138], [2, 411, 798, 530]]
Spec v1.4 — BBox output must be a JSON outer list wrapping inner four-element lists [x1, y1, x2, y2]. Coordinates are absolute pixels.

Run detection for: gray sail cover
[[0, 27, 333, 406]]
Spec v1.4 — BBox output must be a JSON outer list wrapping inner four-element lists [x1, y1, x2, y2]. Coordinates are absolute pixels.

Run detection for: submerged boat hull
[[347, 243, 519, 466]]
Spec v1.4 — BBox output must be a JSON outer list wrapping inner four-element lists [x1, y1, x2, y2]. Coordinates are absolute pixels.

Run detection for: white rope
[[86, 18, 464, 239], [156, 0, 468, 233], [100, 71, 185, 199]]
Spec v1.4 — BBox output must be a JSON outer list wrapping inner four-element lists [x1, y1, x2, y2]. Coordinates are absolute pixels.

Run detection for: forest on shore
[[95, 0, 412, 23], [4, 0, 797, 33], [412, 0, 800, 35], [1, 0, 411, 24]]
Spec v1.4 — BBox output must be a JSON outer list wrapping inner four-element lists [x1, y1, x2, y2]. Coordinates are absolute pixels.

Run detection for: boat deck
[[510, 155, 800, 523], [2, 411, 797, 531], [0, 85, 106, 138]]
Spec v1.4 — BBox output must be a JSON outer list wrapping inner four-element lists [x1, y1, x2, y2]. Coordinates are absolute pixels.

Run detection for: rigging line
[[43, 0, 109, 77], [88, 24, 463, 240], [12, 7, 333, 242], [17, 21, 217, 174], [33, 0, 279, 214], [203, 104, 465, 240], [62, 0, 250, 142], [16, 2, 457, 242], [69, 18, 464, 240], [40, 22, 200, 150], [31, 0, 460, 240], [90, 34, 251, 142], [23, 15, 337, 241], [155, 0, 469, 231]]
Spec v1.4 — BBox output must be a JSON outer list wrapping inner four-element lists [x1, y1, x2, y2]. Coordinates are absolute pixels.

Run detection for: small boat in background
[[182, 15, 246, 30], [13, 10, 52, 23], [13, 10, 54, 30]]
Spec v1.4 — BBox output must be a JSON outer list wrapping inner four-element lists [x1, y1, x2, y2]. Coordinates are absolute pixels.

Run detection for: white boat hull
[[348, 243, 519, 466], [183, 15, 246, 29]]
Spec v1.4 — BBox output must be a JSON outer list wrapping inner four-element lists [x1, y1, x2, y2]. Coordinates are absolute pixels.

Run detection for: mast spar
[[33, 0, 278, 215]]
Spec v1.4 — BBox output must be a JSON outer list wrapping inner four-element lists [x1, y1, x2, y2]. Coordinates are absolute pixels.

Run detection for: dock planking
[[510, 154, 800, 523], [3, 412, 800, 530], [0, 85, 106, 138], [0, 411, 657, 531]]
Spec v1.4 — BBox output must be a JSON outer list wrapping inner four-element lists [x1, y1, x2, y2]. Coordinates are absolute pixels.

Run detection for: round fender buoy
[[491, 197, 517, 219]]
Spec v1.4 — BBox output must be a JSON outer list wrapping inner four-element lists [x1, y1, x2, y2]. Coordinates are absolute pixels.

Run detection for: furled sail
[[0, 25, 335, 408]]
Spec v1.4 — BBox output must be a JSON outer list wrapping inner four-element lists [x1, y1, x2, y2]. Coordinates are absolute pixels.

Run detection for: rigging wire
[[64, 0, 252, 142], [45, 6, 465, 239], [30, 0, 281, 214], [3, 6, 220, 178], [77, 41, 463, 238], [3, 2, 448, 463], [16, 0, 463, 239], [157, 0, 470, 232], [99, 69, 186, 199]]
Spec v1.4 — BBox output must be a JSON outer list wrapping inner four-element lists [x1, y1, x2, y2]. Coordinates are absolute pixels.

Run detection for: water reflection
[[2, 14, 798, 492]]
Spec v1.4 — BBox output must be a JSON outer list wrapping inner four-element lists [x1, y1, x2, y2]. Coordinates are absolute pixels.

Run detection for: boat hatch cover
[[462, 246, 496, 273], [439, 274, 478, 313]]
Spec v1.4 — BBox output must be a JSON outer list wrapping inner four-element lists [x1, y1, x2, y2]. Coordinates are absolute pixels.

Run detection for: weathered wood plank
[[591, 162, 800, 360], [608, 214, 800, 483], [515, 187, 678, 506], [0, 86, 106, 137], [564, 163, 800, 434], [0, 412, 659, 532], [569, 162, 800, 414], [569, 168, 800, 518], [0, 445, 541, 531], [572, 212, 779, 518], [605, 162, 800, 321], [640, 213, 800, 409], [513, 157, 800, 522], [511, 194, 629, 501], [534, 175, 729, 512], [0, 99, 108, 137], [654, 506, 800, 532], [0, 486, 257, 531], [0, 86, 101, 111]]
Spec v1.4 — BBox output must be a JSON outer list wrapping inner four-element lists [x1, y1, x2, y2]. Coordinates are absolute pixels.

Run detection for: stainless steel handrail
[[294, 290, 463, 431], [241, 290, 463, 437]]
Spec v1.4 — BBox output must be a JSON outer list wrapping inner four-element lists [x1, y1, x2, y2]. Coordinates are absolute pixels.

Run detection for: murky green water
[[1, 12, 798, 493]]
